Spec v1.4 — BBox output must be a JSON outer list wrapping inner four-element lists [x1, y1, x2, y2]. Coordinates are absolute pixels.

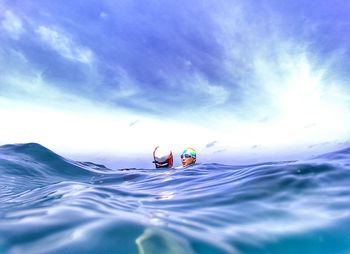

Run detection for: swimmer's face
[[181, 154, 196, 167]]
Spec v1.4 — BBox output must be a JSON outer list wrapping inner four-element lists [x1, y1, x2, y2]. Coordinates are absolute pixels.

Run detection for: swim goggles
[[181, 154, 193, 159], [152, 160, 170, 166]]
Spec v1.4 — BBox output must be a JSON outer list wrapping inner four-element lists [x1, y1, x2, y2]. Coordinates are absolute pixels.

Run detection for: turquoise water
[[1, 143, 350, 254]]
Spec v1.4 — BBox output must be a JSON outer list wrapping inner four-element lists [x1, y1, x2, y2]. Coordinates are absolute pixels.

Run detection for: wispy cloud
[[1, 10, 24, 39], [100, 12, 108, 19], [129, 120, 139, 127], [107, 68, 141, 99], [189, 74, 230, 106], [206, 141, 217, 149], [35, 26, 94, 64]]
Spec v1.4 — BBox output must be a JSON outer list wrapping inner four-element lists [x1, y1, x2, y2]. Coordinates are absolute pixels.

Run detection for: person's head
[[181, 147, 196, 167], [152, 146, 173, 168]]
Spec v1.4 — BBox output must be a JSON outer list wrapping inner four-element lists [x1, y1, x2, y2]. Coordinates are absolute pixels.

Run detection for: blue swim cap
[[181, 147, 196, 158]]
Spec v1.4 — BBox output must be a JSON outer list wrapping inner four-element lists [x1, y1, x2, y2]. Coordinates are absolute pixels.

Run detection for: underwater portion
[[1, 143, 350, 254]]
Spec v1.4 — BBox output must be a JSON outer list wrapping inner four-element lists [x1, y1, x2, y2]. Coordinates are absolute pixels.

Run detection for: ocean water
[[0, 143, 350, 254]]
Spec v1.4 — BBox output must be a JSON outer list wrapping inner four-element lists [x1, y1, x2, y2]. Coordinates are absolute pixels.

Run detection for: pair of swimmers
[[152, 146, 196, 168]]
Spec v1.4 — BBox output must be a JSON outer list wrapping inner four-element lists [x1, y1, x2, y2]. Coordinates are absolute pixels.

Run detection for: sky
[[1, 0, 350, 168]]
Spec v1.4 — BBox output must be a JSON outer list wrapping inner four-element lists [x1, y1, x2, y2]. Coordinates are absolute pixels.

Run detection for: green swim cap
[[182, 147, 196, 158]]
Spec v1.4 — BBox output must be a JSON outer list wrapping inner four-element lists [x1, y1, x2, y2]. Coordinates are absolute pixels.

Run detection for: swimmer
[[181, 147, 196, 168], [152, 146, 173, 168]]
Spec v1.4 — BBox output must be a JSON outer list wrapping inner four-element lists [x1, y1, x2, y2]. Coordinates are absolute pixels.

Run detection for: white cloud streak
[[35, 26, 94, 64], [1, 10, 24, 39], [194, 76, 230, 105]]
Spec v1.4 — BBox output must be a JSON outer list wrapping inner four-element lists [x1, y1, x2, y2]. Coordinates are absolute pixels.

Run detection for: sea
[[0, 143, 350, 254]]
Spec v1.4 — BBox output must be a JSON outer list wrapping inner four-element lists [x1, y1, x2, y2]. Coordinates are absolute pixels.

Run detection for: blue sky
[[1, 0, 350, 167]]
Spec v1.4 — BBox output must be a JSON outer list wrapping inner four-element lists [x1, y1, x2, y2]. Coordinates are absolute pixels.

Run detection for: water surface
[[1, 143, 350, 253]]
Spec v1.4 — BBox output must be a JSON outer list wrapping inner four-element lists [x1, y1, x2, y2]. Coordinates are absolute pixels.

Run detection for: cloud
[[198, 82, 230, 105], [214, 149, 226, 154], [0, 47, 97, 111], [106, 68, 141, 99], [206, 141, 217, 149], [1, 10, 24, 39], [35, 26, 94, 64], [100, 12, 108, 19], [129, 120, 139, 127]]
